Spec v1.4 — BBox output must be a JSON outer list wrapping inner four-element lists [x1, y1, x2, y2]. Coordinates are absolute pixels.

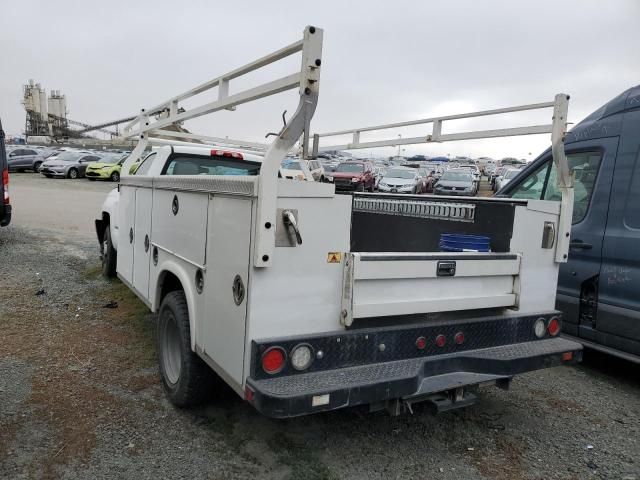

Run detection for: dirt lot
[[1, 173, 639, 480]]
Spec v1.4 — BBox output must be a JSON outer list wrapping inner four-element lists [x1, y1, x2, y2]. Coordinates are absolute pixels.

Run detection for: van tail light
[[2, 168, 9, 204]]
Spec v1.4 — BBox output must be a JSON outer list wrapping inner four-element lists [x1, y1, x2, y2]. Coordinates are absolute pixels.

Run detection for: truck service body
[[96, 26, 582, 418]]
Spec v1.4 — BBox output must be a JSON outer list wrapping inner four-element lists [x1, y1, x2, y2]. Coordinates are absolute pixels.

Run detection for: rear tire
[[102, 226, 117, 278], [110, 171, 120, 182], [157, 290, 214, 408], [33, 162, 41, 173], [68, 168, 78, 179]]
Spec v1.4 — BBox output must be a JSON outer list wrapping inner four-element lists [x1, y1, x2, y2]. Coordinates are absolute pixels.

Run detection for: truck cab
[[500, 84, 640, 363], [0, 119, 11, 227]]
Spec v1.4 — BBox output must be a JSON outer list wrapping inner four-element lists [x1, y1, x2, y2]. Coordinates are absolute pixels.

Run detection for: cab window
[[509, 151, 602, 224], [163, 154, 261, 176], [134, 152, 157, 176]]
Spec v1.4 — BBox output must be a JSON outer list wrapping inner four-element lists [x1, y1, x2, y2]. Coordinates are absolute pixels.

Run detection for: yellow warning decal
[[327, 252, 342, 263]]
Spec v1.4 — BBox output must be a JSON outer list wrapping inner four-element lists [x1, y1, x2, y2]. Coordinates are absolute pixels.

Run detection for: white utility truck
[[96, 26, 582, 417]]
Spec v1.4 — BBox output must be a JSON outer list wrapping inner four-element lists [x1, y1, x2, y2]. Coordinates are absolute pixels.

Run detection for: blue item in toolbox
[[439, 233, 491, 252]]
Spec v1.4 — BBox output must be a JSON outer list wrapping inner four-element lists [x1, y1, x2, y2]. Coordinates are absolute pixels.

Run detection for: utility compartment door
[[341, 252, 520, 326], [116, 185, 136, 285], [203, 195, 252, 386], [133, 187, 153, 298]]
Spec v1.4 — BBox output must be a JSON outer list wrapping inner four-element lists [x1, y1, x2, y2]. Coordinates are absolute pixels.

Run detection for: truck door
[[595, 113, 640, 353], [116, 185, 136, 285], [507, 138, 618, 334], [132, 188, 153, 298]]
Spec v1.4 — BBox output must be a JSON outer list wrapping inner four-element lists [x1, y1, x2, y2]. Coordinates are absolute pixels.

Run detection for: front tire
[[68, 168, 78, 179], [101, 225, 117, 278], [157, 291, 213, 407], [110, 171, 120, 182]]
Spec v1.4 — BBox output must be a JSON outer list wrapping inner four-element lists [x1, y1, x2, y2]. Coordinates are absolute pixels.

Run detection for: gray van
[[500, 85, 640, 363], [0, 119, 11, 226]]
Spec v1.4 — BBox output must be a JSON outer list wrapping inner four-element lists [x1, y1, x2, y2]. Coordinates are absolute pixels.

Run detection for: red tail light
[[211, 149, 243, 159], [454, 332, 465, 345], [262, 347, 286, 374], [415, 336, 427, 350], [2, 168, 8, 204], [547, 317, 561, 336], [435, 334, 446, 348]]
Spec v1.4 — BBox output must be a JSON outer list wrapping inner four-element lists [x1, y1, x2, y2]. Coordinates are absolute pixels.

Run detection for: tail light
[[435, 334, 446, 348], [415, 336, 427, 350], [547, 317, 561, 336], [262, 347, 286, 374], [534, 318, 546, 338], [2, 168, 8, 204], [454, 332, 465, 345]]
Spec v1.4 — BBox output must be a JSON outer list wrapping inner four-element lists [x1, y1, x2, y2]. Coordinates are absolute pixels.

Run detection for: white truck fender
[[100, 188, 120, 250], [153, 260, 200, 352]]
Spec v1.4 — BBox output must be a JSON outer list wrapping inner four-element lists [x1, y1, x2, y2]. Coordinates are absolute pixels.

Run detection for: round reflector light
[[290, 344, 314, 371], [435, 334, 446, 348], [416, 336, 427, 350], [454, 332, 465, 345], [548, 317, 561, 336], [534, 318, 546, 338], [262, 347, 286, 374]]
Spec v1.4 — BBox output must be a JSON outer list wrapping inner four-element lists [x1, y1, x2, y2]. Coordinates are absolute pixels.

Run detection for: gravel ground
[[1, 174, 639, 480]]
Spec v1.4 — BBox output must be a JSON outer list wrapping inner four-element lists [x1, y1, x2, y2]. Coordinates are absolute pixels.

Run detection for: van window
[[510, 151, 602, 224], [623, 150, 640, 229]]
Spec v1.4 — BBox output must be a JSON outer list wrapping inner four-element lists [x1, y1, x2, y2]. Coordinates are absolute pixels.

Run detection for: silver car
[[433, 170, 477, 196], [7, 147, 46, 173], [40, 151, 103, 179]]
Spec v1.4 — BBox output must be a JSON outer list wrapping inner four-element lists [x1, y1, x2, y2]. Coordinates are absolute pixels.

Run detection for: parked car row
[[5, 146, 132, 181]]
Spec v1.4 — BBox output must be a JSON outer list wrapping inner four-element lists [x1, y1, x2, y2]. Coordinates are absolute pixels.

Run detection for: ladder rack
[[312, 94, 572, 263], [119, 25, 323, 269]]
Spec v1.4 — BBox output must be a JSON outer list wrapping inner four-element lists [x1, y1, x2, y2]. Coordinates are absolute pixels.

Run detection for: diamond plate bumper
[[246, 337, 582, 418]]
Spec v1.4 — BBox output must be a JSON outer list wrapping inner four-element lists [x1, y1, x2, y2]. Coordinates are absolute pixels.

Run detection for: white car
[[96, 146, 263, 277], [378, 166, 422, 193], [496, 168, 522, 191], [280, 159, 315, 181]]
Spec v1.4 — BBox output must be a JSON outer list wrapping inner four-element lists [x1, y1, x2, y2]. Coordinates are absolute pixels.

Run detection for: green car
[[85, 154, 139, 182]]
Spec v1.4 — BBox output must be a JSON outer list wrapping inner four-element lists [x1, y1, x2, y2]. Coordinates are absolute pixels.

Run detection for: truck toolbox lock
[[436, 260, 456, 277]]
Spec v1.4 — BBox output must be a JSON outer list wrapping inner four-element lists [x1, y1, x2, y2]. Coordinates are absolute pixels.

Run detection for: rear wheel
[[110, 171, 120, 182], [33, 162, 41, 173], [68, 168, 78, 179], [101, 225, 117, 278], [157, 290, 214, 407]]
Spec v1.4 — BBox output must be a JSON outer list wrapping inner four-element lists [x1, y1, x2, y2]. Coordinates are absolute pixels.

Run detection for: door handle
[[569, 240, 592, 250]]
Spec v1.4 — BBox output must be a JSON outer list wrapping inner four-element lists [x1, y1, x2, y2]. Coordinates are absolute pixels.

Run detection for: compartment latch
[[436, 260, 456, 277]]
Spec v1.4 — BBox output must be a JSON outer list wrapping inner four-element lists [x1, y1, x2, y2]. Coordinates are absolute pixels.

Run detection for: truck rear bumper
[[246, 337, 582, 418]]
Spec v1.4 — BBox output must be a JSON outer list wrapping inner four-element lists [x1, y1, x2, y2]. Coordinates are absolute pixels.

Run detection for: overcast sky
[[1, 0, 638, 159]]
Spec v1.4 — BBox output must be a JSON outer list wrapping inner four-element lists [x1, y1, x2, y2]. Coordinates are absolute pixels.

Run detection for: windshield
[[504, 169, 521, 179], [55, 152, 82, 162], [441, 172, 472, 181], [282, 161, 302, 170], [335, 163, 364, 173], [385, 169, 416, 179]]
